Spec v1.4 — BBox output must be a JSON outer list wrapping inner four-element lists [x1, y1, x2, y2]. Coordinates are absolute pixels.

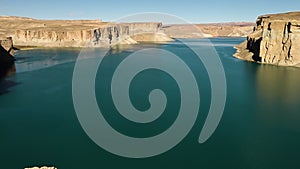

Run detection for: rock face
[[0, 37, 15, 78], [234, 12, 300, 67], [0, 16, 172, 48], [14, 23, 132, 47], [13, 22, 172, 47]]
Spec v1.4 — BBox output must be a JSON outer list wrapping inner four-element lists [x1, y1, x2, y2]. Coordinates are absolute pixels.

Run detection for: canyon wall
[[0, 16, 171, 47], [0, 16, 257, 48], [125, 22, 173, 42], [234, 12, 300, 67], [14, 24, 127, 47], [13, 22, 171, 47]]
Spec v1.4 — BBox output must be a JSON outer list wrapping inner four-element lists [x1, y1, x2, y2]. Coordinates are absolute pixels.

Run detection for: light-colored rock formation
[[124, 22, 173, 42], [234, 12, 300, 67], [163, 22, 254, 38], [0, 16, 172, 48], [24, 166, 57, 169], [131, 32, 173, 42], [14, 23, 132, 47]]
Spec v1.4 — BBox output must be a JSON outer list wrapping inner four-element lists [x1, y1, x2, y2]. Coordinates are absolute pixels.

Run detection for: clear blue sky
[[1, 0, 299, 23]]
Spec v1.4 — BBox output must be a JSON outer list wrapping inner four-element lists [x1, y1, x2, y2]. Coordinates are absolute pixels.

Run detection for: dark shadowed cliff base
[[234, 12, 300, 67], [0, 37, 15, 78]]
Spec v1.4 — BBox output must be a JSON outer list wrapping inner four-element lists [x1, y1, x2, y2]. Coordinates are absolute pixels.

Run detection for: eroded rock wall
[[14, 25, 127, 47], [234, 12, 300, 67], [13, 22, 170, 47]]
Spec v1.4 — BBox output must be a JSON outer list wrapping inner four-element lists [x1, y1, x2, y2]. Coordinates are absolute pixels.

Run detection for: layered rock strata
[[13, 22, 171, 47], [0, 16, 172, 47], [234, 12, 300, 67]]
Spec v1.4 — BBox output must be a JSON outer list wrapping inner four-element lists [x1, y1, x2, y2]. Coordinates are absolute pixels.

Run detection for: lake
[[1, 38, 300, 169]]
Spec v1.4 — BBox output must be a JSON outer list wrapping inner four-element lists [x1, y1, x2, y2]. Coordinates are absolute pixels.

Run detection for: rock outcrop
[[0, 36, 15, 78], [14, 22, 171, 47], [0, 16, 172, 48], [14, 23, 133, 47], [125, 22, 172, 42], [234, 12, 300, 67]]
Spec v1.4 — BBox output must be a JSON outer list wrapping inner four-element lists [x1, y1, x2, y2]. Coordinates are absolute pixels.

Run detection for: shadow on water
[[0, 79, 20, 95]]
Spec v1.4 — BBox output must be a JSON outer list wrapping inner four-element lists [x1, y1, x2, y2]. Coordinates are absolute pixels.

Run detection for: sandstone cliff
[[14, 23, 133, 47], [234, 12, 300, 67], [0, 36, 15, 78], [0, 16, 260, 49], [0, 16, 172, 47]]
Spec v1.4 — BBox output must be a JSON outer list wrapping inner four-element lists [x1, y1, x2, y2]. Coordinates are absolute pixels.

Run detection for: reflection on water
[[1, 38, 300, 169], [14, 48, 81, 73], [255, 64, 300, 132], [14, 46, 157, 73], [256, 65, 300, 104], [0, 79, 19, 95], [170, 38, 244, 47]]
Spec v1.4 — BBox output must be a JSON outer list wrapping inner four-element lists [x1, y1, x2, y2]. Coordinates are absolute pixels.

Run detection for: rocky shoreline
[[234, 12, 300, 67]]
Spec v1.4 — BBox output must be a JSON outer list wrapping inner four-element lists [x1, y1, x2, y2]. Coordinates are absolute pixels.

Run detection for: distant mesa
[[163, 22, 254, 38], [234, 11, 300, 67]]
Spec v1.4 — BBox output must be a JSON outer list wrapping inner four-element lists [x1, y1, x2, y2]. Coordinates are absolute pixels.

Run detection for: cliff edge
[[0, 16, 172, 48], [234, 12, 300, 67]]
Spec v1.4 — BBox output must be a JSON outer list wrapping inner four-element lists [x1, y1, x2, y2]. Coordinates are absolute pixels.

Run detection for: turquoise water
[[1, 38, 300, 169]]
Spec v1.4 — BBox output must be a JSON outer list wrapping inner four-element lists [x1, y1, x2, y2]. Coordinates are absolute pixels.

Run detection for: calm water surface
[[1, 38, 300, 169]]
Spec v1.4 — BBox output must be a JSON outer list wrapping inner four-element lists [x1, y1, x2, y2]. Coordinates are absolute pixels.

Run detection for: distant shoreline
[[0, 16, 254, 48]]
